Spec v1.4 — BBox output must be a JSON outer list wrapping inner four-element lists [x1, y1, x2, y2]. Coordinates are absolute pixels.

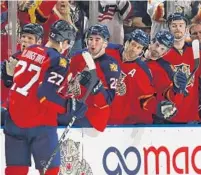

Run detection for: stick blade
[[192, 39, 200, 60], [82, 51, 96, 70]]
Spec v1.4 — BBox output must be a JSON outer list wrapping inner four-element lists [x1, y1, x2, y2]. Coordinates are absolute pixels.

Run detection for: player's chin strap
[[174, 31, 188, 42], [42, 51, 97, 175]]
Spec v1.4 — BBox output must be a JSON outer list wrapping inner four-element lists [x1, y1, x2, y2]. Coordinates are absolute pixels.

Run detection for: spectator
[[42, 0, 77, 44], [17, 0, 57, 25], [69, 0, 88, 54], [189, 22, 201, 44], [124, 1, 151, 35], [191, 1, 201, 23], [147, 1, 192, 39], [98, 0, 131, 45]]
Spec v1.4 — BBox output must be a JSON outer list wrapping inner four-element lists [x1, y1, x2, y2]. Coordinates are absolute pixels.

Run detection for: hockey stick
[[187, 39, 200, 84], [42, 51, 97, 175]]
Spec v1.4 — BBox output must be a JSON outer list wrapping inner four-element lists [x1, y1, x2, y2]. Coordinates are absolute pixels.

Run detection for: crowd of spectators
[[1, 1, 201, 54]]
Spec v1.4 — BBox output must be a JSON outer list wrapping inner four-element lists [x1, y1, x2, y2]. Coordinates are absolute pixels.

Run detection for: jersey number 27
[[11, 60, 41, 96]]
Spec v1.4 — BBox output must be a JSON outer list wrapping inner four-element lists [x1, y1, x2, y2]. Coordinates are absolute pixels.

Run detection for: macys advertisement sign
[[0, 127, 201, 175]]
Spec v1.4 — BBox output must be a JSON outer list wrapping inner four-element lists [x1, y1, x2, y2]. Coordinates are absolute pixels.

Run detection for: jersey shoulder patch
[[99, 54, 121, 75]]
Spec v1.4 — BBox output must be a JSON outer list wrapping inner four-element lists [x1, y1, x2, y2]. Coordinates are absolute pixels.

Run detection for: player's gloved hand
[[79, 70, 91, 87], [173, 71, 187, 94], [156, 100, 177, 120], [67, 98, 88, 120], [1, 61, 13, 88], [79, 70, 103, 95], [6, 56, 18, 76]]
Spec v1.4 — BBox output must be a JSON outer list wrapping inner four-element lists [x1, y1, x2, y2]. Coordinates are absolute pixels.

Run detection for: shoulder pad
[[136, 58, 153, 84], [107, 43, 123, 50], [157, 58, 174, 80], [185, 42, 192, 47], [70, 48, 88, 58], [46, 47, 62, 66]]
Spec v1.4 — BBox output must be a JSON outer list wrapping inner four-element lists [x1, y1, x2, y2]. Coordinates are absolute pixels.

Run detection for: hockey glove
[[156, 100, 177, 120], [173, 71, 187, 94], [79, 70, 91, 87], [1, 61, 13, 88], [6, 57, 18, 76], [79, 70, 103, 95], [67, 98, 88, 120]]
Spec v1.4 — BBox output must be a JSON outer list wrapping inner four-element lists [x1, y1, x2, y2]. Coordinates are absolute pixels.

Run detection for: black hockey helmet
[[49, 20, 76, 43], [167, 13, 188, 26], [127, 29, 150, 48], [153, 30, 174, 48], [85, 24, 110, 41], [21, 23, 44, 40]]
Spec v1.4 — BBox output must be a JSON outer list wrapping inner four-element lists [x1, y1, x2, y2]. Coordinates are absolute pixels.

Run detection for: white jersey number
[[47, 72, 64, 86], [110, 78, 118, 89], [11, 60, 41, 96]]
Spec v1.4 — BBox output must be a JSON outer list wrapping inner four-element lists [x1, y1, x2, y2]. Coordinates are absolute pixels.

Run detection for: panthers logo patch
[[174, 63, 194, 87]]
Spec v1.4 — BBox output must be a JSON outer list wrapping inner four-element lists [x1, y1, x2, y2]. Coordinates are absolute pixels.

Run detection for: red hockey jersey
[[163, 43, 201, 122], [65, 50, 121, 131], [106, 44, 155, 124], [8, 45, 68, 128]]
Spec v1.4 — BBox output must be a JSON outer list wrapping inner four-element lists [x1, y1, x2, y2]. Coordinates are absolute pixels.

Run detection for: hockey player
[[144, 30, 189, 123], [58, 24, 121, 131], [4, 20, 87, 175], [1, 23, 44, 88], [106, 29, 177, 125], [162, 13, 201, 123], [1, 23, 44, 123], [1, 23, 44, 127]]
